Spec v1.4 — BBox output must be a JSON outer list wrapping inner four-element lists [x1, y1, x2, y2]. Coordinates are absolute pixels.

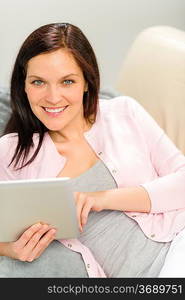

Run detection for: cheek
[[67, 87, 84, 104], [25, 87, 42, 104]]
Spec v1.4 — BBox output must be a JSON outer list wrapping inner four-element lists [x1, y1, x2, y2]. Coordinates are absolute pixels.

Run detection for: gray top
[[72, 160, 171, 277], [0, 159, 171, 278]]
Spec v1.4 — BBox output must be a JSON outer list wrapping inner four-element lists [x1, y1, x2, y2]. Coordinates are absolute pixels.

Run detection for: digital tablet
[[0, 177, 80, 242]]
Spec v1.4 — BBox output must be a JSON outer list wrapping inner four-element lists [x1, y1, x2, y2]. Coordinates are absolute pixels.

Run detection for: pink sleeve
[[129, 97, 185, 213]]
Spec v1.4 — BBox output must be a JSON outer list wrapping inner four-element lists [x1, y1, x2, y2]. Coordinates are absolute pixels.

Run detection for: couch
[[116, 25, 185, 277], [116, 25, 185, 155]]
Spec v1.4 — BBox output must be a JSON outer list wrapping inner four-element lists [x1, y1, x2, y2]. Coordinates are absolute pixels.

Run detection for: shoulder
[[0, 133, 44, 180], [0, 133, 18, 157], [98, 95, 141, 117], [0, 133, 18, 144], [0, 132, 40, 162], [0, 134, 19, 179]]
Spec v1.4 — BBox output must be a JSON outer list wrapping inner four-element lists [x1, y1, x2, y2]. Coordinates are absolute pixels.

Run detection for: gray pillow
[[99, 86, 122, 99], [0, 87, 11, 136]]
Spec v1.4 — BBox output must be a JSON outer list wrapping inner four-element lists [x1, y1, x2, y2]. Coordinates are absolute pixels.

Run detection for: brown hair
[[4, 23, 100, 169]]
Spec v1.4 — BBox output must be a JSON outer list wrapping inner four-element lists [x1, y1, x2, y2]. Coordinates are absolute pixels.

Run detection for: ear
[[84, 82, 88, 92]]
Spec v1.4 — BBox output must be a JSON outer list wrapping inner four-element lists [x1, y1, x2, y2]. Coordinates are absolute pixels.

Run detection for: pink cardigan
[[1, 96, 185, 277]]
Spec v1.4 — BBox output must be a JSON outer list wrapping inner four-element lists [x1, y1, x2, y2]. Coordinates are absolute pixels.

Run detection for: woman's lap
[[0, 240, 88, 278], [0, 211, 171, 278]]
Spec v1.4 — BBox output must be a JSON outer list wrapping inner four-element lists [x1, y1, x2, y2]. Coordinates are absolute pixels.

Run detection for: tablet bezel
[[0, 177, 80, 242]]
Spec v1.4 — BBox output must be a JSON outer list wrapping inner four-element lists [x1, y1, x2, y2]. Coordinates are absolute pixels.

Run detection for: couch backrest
[[0, 88, 11, 136], [116, 26, 185, 154]]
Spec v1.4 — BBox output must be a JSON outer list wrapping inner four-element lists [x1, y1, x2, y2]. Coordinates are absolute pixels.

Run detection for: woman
[[0, 22, 185, 278]]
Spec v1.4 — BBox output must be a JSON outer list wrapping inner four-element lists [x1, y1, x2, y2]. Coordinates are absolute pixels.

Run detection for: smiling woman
[[4, 23, 99, 169], [24, 49, 88, 133], [0, 22, 185, 278]]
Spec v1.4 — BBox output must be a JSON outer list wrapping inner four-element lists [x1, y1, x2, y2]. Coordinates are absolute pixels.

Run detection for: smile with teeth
[[43, 106, 68, 113]]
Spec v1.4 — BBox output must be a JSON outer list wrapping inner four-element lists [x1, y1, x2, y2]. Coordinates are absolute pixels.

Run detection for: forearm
[[75, 187, 151, 230], [102, 186, 151, 213], [0, 242, 8, 256]]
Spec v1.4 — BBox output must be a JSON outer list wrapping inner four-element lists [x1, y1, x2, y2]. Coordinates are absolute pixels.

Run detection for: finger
[[13, 223, 51, 261], [27, 228, 56, 262], [34, 230, 56, 260], [80, 197, 93, 226], [17, 222, 43, 248], [18, 224, 51, 261], [24, 224, 52, 251], [75, 193, 86, 232]]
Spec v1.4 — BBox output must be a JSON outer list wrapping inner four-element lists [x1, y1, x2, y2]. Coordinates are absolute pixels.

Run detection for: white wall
[[0, 0, 185, 90]]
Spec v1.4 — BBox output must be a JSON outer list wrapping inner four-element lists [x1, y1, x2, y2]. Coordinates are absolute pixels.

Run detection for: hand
[[3, 222, 57, 262], [74, 191, 107, 232]]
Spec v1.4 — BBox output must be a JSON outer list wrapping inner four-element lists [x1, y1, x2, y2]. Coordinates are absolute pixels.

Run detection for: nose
[[45, 85, 63, 105]]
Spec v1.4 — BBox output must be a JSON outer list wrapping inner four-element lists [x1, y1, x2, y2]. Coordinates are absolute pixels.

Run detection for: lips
[[42, 105, 68, 116]]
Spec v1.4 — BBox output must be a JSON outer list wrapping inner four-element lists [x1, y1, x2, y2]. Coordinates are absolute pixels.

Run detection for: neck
[[49, 119, 92, 143]]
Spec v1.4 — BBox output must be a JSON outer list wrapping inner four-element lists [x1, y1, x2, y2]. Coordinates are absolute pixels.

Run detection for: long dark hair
[[4, 23, 100, 169]]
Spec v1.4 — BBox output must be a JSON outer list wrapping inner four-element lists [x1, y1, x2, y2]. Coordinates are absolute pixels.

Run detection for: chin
[[43, 121, 65, 132], [46, 126, 64, 132]]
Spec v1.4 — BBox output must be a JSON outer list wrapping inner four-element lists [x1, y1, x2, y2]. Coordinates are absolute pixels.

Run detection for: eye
[[63, 79, 74, 85], [31, 80, 44, 86]]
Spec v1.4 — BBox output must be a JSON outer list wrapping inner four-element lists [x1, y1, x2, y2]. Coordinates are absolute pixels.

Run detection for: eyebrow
[[27, 73, 80, 79]]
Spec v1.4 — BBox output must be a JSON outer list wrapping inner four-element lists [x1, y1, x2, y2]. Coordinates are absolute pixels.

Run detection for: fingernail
[[28, 257, 33, 262], [34, 223, 41, 228]]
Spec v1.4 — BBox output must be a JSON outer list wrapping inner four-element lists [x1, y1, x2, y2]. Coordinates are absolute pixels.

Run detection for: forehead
[[26, 49, 82, 75]]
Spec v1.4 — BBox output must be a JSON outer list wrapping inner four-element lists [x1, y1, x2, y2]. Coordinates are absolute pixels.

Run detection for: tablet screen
[[0, 177, 80, 242]]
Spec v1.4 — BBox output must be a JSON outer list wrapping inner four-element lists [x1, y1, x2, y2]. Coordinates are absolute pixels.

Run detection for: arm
[[129, 97, 185, 213], [100, 186, 151, 212], [75, 186, 151, 231], [75, 97, 185, 230], [0, 135, 57, 260], [0, 242, 7, 256]]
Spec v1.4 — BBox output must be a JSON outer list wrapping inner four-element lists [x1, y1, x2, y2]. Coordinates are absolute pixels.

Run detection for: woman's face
[[25, 49, 87, 132]]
